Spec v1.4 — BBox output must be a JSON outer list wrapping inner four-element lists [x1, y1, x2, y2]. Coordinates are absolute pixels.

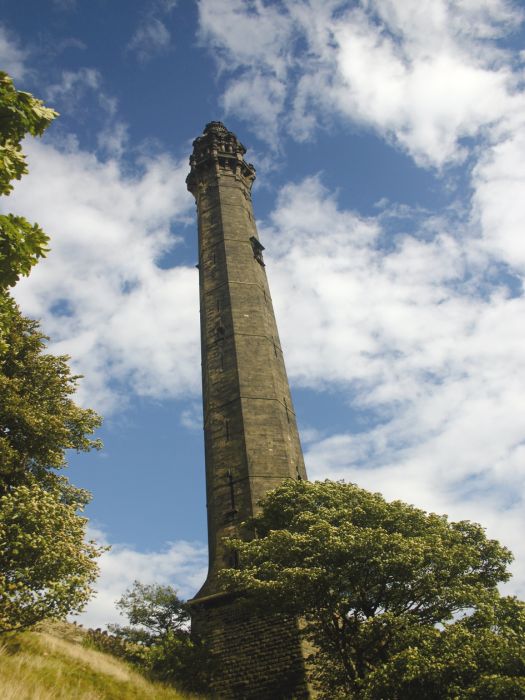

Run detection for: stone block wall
[[191, 593, 310, 699]]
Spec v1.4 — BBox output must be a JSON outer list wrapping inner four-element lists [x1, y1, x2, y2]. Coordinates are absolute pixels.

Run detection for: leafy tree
[[0, 72, 103, 633], [0, 70, 57, 193], [110, 581, 189, 646], [221, 479, 523, 699], [0, 304, 103, 633], [0, 480, 101, 633], [0, 304, 101, 493], [0, 71, 56, 288], [364, 596, 525, 699], [108, 581, 211, 692]]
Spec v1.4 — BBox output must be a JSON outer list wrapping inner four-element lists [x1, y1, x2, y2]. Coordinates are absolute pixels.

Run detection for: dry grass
[[0, 621, 198, 700]]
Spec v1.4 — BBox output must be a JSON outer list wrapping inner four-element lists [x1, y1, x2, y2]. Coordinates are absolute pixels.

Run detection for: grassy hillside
[[0, 621, 198, 700]]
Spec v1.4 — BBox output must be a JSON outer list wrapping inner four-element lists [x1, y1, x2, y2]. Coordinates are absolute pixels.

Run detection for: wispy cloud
[[0, 23, 28, 79], [128, 17, 171, 62], [76, 526, 207, 629], [195, 0, 525, 596], [4, 1, 525, 603], [261, 174, 525, 596], [198, 0, 524, 165], [180, 402, 203, 431], [8, 137, 199, 414], [46, 67, 104, 109], [127, 0, 178, 62]]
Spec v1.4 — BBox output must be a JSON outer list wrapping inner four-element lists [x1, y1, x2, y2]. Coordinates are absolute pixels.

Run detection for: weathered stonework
[[191, 594, 309, 700], [187, 122, 309, 698]]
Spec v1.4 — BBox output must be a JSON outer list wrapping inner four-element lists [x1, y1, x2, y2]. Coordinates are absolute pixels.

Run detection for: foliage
[[0, 481, 103, 633], [111, 581, 189, 644], [86, 626, 133, 661], [0, 71, 56, 290], [107, 582, 211, 693], [221, 479, 523, 699], [0, 214, 49, 290], [0, 72, 102, 634], [362, 596, 525, 699], [0, 70, 57, 195], [0, 302, 102, 492]]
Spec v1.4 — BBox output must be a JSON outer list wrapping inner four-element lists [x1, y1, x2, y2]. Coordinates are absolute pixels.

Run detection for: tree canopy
[[110, 581, 189, 647], [0, 70, 57, 195], [222, 479, 524, 699], [106, 581, 211, 693], [0, 481, 100, 632], [0, 71, 103, 633], [0, 305, 101, 493], [0, 71, 56, 289]]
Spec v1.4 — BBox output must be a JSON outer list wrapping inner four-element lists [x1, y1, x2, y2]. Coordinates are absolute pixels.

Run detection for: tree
[[107, 581, 211, 692], [0, 304, 104, 633], [364, 596, 525, 699], [221, 479, 524, 699], [110, 581, 189, 646], [0, 71, 103, 633], [0, 481, 100, 632], [0, 305, 102, 494], [0, 70, 56, 288]]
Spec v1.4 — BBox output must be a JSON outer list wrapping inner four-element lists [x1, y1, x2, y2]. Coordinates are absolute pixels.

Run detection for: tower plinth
[[187, 122, 309, 698]]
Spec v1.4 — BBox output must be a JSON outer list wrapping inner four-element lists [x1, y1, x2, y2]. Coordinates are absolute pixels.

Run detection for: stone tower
[[187, 122, 309, 699]]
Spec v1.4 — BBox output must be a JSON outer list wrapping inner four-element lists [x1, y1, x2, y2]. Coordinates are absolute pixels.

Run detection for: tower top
[[186, 121, 255, 195]]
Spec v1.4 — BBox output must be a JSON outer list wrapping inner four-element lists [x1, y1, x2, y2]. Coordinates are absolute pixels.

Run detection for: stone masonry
[[186, 122, 309, 699]]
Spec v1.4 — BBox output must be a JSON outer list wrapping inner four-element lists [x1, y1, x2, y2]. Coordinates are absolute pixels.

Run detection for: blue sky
[[1, 0, 525, 628]]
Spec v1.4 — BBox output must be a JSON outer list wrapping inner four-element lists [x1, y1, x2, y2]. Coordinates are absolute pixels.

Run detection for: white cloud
[[5, 138, 200, 413], [328, 11, 514, 166], [46, 67, 105, 113], [128, 17, 171, 62], [97, 121, 129, 159], [44, 67, 128, 158], [180, 401, 203, 431], [4, 0, 524, 606], [472, 119, 525, 273], [127, 1, 179, 63], [198, 0, 292, 78], [76, 526, 207, 629], [195, 5, 525, 600], [222, 72, 287, 145], [260, 174, 525, 597], [198, 0, 524, 165], [0, 24, 28, 79]]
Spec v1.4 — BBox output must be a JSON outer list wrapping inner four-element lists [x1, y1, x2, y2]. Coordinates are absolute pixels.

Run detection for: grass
[[0, 621, 197, 700]]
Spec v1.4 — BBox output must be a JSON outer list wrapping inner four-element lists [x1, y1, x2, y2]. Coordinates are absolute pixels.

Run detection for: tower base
[[190, 591, 310, 699]]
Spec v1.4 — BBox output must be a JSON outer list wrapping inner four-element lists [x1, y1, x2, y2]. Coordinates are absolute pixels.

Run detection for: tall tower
[[187, 122, 309, 699]]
